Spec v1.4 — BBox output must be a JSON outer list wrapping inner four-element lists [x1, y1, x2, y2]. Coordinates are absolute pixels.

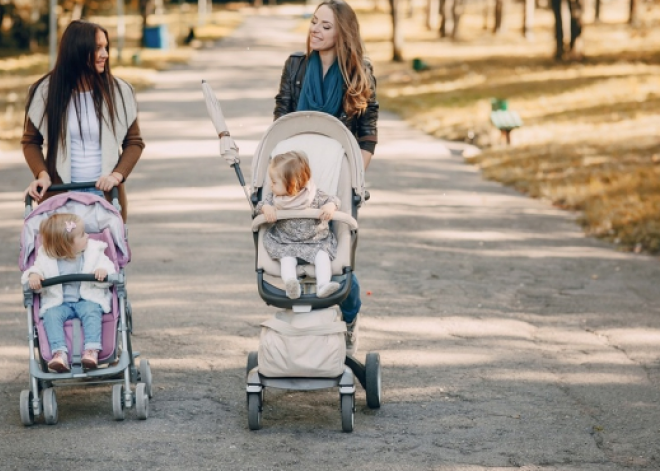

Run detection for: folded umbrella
[[201, 80, 254, 212], [201, 80, 239, 165]]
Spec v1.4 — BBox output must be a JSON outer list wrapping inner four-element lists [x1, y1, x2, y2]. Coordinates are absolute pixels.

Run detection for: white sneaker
[[284, 279, 301, 299], [317, 282, 340, 298], [345, 317, 359, 356]]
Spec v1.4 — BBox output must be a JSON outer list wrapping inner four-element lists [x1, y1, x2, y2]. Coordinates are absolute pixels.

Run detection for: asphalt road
[[1, 8, 659, 471]]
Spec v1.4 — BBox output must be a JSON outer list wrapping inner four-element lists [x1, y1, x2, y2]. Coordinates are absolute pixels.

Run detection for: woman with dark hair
[[274, 0, 379, 354], [22, 20, 144, 221]]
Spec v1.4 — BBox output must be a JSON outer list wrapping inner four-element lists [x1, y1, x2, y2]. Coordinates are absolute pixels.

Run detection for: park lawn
[[0, 6, 243, 148], [359, 1, 660, 253]]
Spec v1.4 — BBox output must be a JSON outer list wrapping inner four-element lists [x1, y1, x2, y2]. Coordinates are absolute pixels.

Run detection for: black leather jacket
[[274, 52, 379, 154]]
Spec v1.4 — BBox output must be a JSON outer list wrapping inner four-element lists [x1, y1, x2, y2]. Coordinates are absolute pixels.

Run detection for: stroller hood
[[251, 111, 366, 201], [19, 192, 130, 271]]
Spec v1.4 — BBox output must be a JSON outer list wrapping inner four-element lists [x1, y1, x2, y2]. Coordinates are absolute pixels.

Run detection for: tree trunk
[[439, 0, 449, 37], [551, 0, 563, 60], [426, 0, 439, 30], [567, 0, 583, 57], [483, 0, 489, 30], [629, 0, 639, 26], [523, 0, 534, 39], [139, 0, 155, 47], [451, 0, 464, 39], [389, 0, 404, 61], [493, 0, 505, 34]]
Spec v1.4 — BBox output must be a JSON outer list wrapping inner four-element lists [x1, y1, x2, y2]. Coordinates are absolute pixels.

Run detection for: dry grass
[[0, 6, 243, 148], [357, 0, 660, 253]]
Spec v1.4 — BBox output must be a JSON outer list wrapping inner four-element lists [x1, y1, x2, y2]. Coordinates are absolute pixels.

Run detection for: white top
[[68, 91, 102, 182]]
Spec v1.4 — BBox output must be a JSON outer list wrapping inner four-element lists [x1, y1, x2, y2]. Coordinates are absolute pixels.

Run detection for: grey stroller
[[202, 82, 381, 432]]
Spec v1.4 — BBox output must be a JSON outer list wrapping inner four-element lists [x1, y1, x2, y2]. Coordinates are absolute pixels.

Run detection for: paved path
[[1, 8, 660, 471]]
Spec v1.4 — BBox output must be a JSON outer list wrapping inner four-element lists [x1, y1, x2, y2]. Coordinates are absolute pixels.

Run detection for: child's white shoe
[[284, 279, 301, 299], [317, 282, 340, 298]]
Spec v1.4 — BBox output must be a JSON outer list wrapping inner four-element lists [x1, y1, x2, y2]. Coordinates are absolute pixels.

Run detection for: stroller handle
[[251, 210, 358, 233], [24, 182, 121, 215], [27, 273, 121, 289]]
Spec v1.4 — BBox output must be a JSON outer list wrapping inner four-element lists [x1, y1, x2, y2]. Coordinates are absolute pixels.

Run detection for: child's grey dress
[[257, 190, 341, 263]]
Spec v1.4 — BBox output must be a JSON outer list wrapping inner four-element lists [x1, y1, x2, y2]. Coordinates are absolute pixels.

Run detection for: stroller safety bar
[[23, 273, 122, 290], [251, 209, 358, 233]]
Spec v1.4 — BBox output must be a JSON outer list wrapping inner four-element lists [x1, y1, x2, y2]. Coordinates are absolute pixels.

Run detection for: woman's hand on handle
[[361, 149, 373, 170], [96, 172, 123, 192], [26, 171, 51, 201]]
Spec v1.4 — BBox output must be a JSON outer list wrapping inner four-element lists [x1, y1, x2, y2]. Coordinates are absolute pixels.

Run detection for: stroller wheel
[[19, 390, 35, 426], [247, 393, 262, 430], [112, 384, 125, 421], [42, 388, 58, 425], [246, 351, 258, 375], [139, 359, 153, 398], [365, 352, 382, 409], [340, 393, 355, 433], [135, 383, 149, 420]]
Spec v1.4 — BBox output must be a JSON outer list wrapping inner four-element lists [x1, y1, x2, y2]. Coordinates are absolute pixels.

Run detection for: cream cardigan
[[27, 77, 138, 183], [21, 239, 117, 316]]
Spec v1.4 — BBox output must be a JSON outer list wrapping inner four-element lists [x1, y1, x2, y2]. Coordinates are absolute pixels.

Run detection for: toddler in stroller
[[22, 212, 116, 372], [17, 184, 153, 425], [257, 150, 342, 300]]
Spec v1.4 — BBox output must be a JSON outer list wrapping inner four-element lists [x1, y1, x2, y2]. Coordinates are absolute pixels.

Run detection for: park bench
[[490, 98, 523, 145]]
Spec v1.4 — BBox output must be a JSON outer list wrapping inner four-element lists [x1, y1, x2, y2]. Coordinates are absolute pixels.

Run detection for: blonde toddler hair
[[39, 213, 84, 259], [269, 150, 311, 196]]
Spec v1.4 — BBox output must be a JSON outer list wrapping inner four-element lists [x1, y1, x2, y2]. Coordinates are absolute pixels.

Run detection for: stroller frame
[[18, 183, 152, 426], [240, 111, 382, 432]]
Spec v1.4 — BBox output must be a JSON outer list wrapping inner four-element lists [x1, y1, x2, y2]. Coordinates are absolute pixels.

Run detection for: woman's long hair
[[307, 0, 373, 118], [25, 20, 127, 178]]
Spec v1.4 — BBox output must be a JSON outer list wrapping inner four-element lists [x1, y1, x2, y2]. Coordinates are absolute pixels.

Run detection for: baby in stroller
[[257, 150, 341, 300], [22, 213, 116, 372], [18, 186, 152, 426]]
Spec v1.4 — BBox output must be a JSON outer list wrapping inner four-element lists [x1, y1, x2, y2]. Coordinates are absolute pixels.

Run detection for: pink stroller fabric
[[19, 192, 130, 271], [19, 193, 130, 363]]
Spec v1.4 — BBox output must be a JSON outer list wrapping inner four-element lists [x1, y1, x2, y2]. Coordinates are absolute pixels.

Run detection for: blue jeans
[[73, 187, 105, 198], [42, 301, 103, 353], [340, 273, 361, 324]]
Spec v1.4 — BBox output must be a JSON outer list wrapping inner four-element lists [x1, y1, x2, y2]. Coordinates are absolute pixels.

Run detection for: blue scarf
[[297, 51, 344, 117]]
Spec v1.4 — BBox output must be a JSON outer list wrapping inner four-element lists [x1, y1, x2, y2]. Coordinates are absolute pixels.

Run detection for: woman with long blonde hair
[[274, 0, 379, 353]]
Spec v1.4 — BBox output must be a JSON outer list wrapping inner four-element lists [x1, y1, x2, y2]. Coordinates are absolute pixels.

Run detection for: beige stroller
[[203, 83, 381, 432]]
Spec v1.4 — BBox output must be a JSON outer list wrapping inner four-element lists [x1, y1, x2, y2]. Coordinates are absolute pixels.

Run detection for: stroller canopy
[[19, 192, 130, 271], [250, 111, 366, 201]]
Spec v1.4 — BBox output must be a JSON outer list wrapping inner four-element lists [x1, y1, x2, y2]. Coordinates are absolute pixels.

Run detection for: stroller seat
[[33, 228, 120, 365], [253, 131, 360, 310]]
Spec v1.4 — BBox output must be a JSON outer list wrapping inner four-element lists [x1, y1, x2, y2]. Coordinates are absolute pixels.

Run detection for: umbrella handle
[[231, 163, 246, 186], [231, 162, 255, 213]]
